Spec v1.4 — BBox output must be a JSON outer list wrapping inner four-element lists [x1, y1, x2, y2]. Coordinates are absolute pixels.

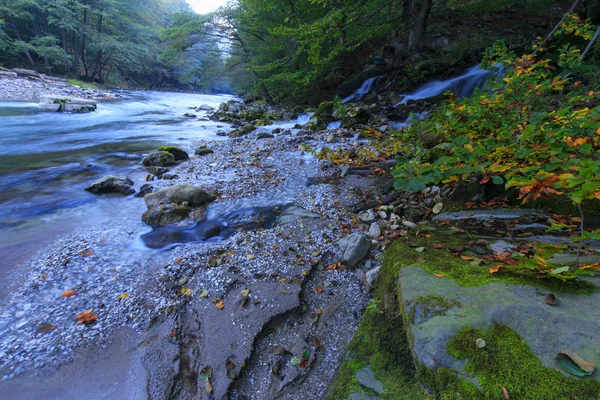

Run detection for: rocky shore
[[0, 67, 122, 102]]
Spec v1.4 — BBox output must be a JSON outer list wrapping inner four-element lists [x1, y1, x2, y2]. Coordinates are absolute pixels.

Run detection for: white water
[[327, 121, 342, 129], [342, 76, 383, 103]]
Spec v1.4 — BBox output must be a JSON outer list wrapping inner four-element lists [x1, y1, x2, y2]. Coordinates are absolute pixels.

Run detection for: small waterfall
[[342, 76, 384, 103], [394, 64, 500, 107], [296, 112, 314, 125], [327, 121, 341, 129]]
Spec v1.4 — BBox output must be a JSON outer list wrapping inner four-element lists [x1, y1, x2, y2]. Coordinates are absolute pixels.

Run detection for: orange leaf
[[465, 201, 476, 209], [489, 266, 503, 274], [479, 176, 490, 184], [216, 301, 225, 310], [432, 244, 445, 249], [84, 251, 94, 257], [175, 257, 182, 263], [315, 286, 324, 293], [416, 257, 426, 263], [581, 262, 600, 270], [434, 273, 445, 278], [460, 256, 474, 261], [76, 309, 98, 325], [62, 290, 77, 298], [499, 384, 510, 399]]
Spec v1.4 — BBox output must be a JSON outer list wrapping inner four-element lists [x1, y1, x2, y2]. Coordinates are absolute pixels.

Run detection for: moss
[[448, 324, 600, 400], [405, 295, 461, 325], [385, 231, 596, 294], [157, 146, 189, 161], [67, 79, 98, 89]]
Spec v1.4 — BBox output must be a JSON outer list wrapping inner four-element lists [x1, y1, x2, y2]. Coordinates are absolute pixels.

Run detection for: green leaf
[[492, 175, 504, 185], [550, 266, 570, 275]]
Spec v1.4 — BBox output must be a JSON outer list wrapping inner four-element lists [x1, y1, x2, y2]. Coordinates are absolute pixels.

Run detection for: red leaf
[[480, 176, 490, 184]]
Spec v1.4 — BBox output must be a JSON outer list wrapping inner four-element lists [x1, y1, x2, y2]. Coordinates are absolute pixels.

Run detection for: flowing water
[[0, 91, 235, 301]]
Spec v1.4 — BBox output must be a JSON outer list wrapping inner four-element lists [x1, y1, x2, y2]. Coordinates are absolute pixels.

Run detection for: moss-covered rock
[[195, 146, 214, 156], [157, 146, 189, 161], [142, 151, 175, 167]]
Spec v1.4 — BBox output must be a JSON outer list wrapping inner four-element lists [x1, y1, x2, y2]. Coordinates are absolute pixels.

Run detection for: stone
[[402, 220, 417, 229], [338, 233, 371, 268], [39, 95, 97, 113], [157, 146, 189, 161], [85, 175, 135, 195], [278, 206, 321, 225], [144, 185, 215, 209], [358, 210, 376, 223], [326, 134, 336, 143], [368, 222, 381, 239], [135, 184, 154, 198], [183, 112, 196, 118], [433, 209, 547, 222], [398, 265, 600, 380], [142, 203, 190, 227], [366, 266, 381, 288], [257, 132, 274, 139], [354, 365, 385, 394], [195, 146, 214, 156], [377, 211, 387, 219], [197, 104, 214, 111], [142, 151, 175, 167]]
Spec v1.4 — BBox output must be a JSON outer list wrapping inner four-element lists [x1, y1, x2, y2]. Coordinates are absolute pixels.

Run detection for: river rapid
[[0, 91, 234, 302]]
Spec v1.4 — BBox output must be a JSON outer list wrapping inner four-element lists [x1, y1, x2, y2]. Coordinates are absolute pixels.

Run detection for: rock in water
[[142, 151, 175, 167], [39, 95, 97, 113], [144, 185, 215, 209], [142, 203, 191, 227], [157, 146, 189, 161], [195, 146, 214, 156], [85, 175, 135, 195], [338, 233, 371, 268]]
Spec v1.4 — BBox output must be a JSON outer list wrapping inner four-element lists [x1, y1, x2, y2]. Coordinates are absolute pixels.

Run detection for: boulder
[[197, 104, 214, 111], [144, 185, 215, 209], [157, 146, 189, 161], [142, 203, 190, 227], [195, 146, 214, 156], [257, 132, 274, 139], [338, 233, 371, 268], [183, 113, 197, 118], [85, 175, 135, 195], [135, 184, 154, 198], [142, 151, 175, 167], [367, 222, 381, 239], [39, 95, 97, 113]]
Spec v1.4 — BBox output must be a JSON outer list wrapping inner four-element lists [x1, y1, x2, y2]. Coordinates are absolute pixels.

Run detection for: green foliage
[[449, 324, 600, 399], [67, 79, 98, 89]]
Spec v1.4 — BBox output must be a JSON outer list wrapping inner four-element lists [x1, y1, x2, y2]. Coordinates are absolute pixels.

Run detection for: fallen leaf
[[216, 301, 225, 309], [62, 290, 77, 298], [416, 257, 426, 263], [415, 247, 425, 253], [289, 356, 300, 366], [480, 176, 491, 184], [199, 365, 213, 380], [489, 265, 503, 274], [432, 203, 444, 214], [76, 309, 98, 325], [36, 323, 56, 334], [199, 290, 210, 298], [84, 251, 94, 257], [460, 255, 474, 261], [313, 338, 323, 348], [175, 257, 182, 263], [315, 286, 324, 293], [432, 244, 445, 249], [225, 360, 237, 379], [476, 338, 486, 348], [246, 254, 255, 260], [205, 378, 213, 394], [498, 384, 510, 399], [556, 350, 596, 377], [118, 292, 130, 300], [434, 273, 445, 278], [181, 288, 192, 296]]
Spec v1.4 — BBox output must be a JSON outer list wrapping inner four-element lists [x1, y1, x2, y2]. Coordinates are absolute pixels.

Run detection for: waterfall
[[394, 64, 501, 107], [342, 76, 384, 103], [296, 112, 314, 125], [327, 121, 342, 129]]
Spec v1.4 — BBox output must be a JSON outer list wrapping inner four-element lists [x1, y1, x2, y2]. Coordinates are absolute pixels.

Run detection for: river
[[0, 91, 235, 303]]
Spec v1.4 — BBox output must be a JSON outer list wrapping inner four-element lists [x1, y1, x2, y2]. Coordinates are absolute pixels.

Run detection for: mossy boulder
[[85, 175, 135, 195], [157, 146, 189, 161], [230, 124, 256, 138], [142, 203, 190, 227], [142, 151, 175, 167], [315, 101, 334, 117], [343, 107, 371, 128], [144, 185, 215, 209], [195, 146, 214, 156]]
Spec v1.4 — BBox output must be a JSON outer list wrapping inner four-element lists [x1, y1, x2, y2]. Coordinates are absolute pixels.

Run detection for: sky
[[186, 0, 229, 14]]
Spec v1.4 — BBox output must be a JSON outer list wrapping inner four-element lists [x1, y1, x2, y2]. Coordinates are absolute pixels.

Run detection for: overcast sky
[[186, 0, 228, 14]]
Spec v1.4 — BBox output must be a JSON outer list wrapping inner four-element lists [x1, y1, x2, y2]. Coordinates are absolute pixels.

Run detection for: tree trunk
[[96, 0, 103, 82], [82, 0, 89, 79], [408, 0, 433, 51], [403, 0, 413, 24], [9, 16, 36, 68]]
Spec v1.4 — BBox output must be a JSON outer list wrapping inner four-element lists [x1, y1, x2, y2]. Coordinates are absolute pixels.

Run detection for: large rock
[[399, 265, 600, 380], [142, 203, 191, 227], [39, 95, 97, 113], [144, 185, 215, 209], [85, 175, 135, 195], [157, 146, 189, 161], [338, 233, 371, 268], [142, 151, 175, 167]]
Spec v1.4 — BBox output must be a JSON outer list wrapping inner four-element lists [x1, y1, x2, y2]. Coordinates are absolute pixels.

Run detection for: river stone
[[39, 95, 97, 113], [278, 206, 321, 225], [157, 146, 189, 161], [359, 210, 376, 223], [135, 184, 154, 198], [338, 233, 371, 268], [398, 265, 600, 381], [368, 222, 381, 239], [198, 104, 214, 111], [142, 151, 175, 167], [355, 365, 385, 394], [366, 266, 381, 288], [195, 146, 214, 156], [257, 132, 274, 139], [85, 175, 135, 195], [144, 185, 215, 209], [142, 203, 190, 227]]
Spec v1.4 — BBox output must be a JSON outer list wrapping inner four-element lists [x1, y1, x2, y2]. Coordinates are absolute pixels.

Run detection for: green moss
[[67, 79, 98, 89], [448, 324, 600, 400], [405, 295, 461, 325], [157, 146, 189, 161], [385, 232, 595, 294]]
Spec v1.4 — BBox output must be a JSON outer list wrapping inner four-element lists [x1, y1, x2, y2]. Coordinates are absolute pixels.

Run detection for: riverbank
[[0, 68, 122, 102]]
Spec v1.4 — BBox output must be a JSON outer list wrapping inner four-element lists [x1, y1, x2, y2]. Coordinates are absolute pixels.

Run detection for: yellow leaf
[[118, 292, 130, 300], [246, 254, 255, 260], [489, 163, 514, 173], [216, 301, 225, 309], [62, 290, 77, 298], [464, 144, 474, 152], [181, 288, 192, 296]]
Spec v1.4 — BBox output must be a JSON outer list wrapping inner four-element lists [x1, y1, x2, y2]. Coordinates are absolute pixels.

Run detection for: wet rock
[[355, 365, 385, 394], [39, 95, 97, 113], [85, 175, 135, 195], [145, 166, 169, 177], [162, 174, 179, 180], [197, 104, 214, 111], [144, 185, 215, 209], [142, 151, 175, 167], [366, 266, 381, 288], [359, 210, 376, 223], [195, 146, 214, 156], [257, 132, 274, 139], [338, 233, 371, 268], [278, 206, 321, 225], [402, 220, 417, 229], [135, 184, 154, 198], [183, 112, 197, 118], [142, 203, 190, 227], [157, 146, 189, 161]]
